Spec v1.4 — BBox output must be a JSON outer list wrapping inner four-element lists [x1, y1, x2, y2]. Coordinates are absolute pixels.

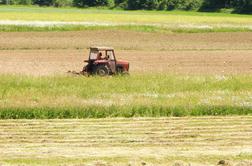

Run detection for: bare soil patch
[[0, 31, 252, 51], [0, 49, 251, 75]]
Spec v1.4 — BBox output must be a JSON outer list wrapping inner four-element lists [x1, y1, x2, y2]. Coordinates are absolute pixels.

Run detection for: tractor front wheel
[[95, 65, 109, 76]]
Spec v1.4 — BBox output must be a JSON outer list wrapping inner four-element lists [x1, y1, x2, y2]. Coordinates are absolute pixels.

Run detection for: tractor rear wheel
[[95, 65, 109, 76]]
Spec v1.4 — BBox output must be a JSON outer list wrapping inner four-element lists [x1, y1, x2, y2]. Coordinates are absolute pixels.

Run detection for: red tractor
[[82, 47, 129, 76]]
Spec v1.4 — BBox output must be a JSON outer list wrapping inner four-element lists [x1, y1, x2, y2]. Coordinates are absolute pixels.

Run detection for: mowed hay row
[[0, 31, 252, 51], [0, 49, 251, 75], [0, 117, 252, 165]]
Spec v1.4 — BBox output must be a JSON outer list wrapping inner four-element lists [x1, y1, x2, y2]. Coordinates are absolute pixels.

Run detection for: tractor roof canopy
[[90, 47, 114, 51]]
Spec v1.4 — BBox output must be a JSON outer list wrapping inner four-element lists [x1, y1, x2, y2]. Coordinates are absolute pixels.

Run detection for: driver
[[105, 54, 110, 60], [97, 52, 103, 60]]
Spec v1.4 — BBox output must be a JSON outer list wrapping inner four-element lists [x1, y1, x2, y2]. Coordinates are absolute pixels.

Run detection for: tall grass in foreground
[[0, 74, 251, 119]]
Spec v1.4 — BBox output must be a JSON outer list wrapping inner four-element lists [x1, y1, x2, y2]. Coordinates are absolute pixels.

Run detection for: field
[[0, 5, 252, 166], [0, 30, 251, 119], [0, 31, 252, 75], [0, 6, 252, 32], [0, 117, 252, 166], [0, 74, 252, 119]]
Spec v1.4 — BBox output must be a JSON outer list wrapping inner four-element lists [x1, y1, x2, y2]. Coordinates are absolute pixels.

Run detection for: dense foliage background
[[0, 0, 251, 13]]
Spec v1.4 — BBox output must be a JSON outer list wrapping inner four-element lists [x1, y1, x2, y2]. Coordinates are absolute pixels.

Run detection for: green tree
[[143, 0, 160, 9], [158, 0, 167, 10], [115, 0, 128, 9], [33, 0, 53, 6], [73, 0, 114, 7], [201, 0, 229, 10], [52, 0, 72, 7], [232, 0, 252, 13], [4, 0, 32, 4], [127, 0, 141, 9]]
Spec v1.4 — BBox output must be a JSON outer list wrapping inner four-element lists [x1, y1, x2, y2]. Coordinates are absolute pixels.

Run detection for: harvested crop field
[[0, 116, 252, 166], [0, 49, 252, 75], [1, 31, 252, 50], [0, 31, 251, 75]]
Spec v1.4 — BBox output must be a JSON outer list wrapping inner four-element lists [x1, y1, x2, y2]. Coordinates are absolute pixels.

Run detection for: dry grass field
[[0, 31, 251, 75], [0, 116, 252, 166]]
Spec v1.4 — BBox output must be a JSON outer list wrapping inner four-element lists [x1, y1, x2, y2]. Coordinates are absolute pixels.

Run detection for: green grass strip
[[0, 105, 251, 119], [0, 25, 251, 33]]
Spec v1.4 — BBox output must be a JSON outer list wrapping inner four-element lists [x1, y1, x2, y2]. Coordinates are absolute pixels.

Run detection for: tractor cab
[[83, 47, 129, 76], [87, 47, 115, 61]]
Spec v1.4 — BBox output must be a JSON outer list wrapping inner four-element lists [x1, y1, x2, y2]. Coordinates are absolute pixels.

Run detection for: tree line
[[0, 0, 251, 13]]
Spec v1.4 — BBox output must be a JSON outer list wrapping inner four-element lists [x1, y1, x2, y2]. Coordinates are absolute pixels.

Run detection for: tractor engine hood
[[117, 60, 129, 65], [117, 60, 129, 71]]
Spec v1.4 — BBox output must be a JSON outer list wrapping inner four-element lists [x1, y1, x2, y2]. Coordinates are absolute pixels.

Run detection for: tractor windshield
[[89, 49, 115, 60], [106, 50, 115, 60], [89, 50, 99, 60]]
